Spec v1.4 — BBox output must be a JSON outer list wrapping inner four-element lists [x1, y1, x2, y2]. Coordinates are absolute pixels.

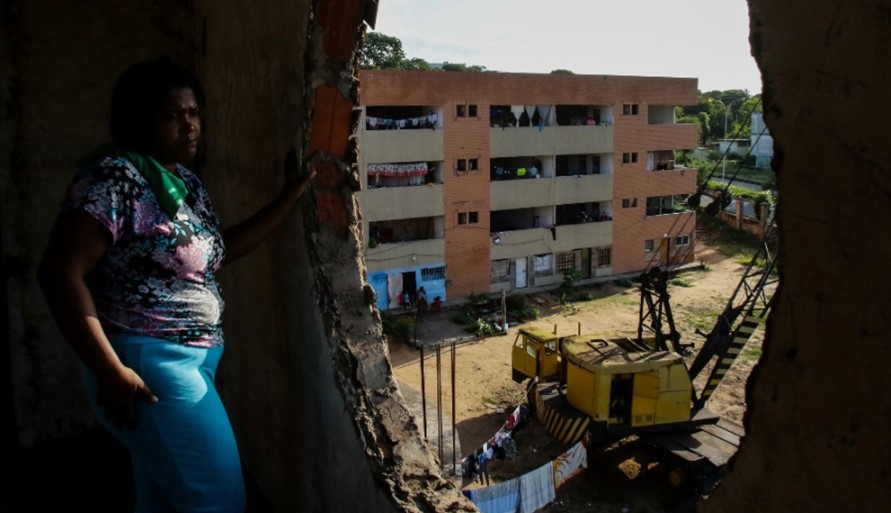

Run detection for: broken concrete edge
[[300, 8, 477, 512]]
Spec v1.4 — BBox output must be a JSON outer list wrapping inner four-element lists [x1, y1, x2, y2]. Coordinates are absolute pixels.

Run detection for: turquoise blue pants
[[83, 336, 245, 513]]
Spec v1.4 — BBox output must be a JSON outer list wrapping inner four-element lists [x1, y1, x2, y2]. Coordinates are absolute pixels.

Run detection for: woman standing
[[37, 57, 314, 513]]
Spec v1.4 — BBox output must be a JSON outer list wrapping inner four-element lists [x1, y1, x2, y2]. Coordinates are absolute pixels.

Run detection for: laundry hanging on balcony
[[365, 113, 438, 130], [367, 162, 430, 187], [367, 162, 429, 177]]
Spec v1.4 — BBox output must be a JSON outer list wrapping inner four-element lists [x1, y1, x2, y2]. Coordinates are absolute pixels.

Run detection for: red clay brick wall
[[443, 101, 491, 297]]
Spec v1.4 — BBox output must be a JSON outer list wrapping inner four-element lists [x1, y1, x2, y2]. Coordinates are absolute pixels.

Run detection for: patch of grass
[[742, 346, 762, 360], [671, 277, 694, 288]]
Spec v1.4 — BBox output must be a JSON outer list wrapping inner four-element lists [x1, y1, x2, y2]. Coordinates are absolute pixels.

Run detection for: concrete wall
[[1, 1, 472, 512], [701, 1, 891, 512]]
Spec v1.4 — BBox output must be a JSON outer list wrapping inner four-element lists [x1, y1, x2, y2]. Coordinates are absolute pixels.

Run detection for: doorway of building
[[402, 271, 418, 302], [515, 258, 528, 288], [580, 248, 592, 279], [659, 237, 671, 267]]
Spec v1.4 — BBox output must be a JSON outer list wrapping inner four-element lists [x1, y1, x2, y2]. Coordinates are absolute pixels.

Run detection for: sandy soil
[[388, 238, 766, 512]]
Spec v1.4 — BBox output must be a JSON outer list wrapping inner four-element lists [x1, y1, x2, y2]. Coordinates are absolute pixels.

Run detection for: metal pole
[[723, 106, 729, 180], [419, 346, 427, 441], [451, 342, 457, 475], [436, 345, 443, 465]]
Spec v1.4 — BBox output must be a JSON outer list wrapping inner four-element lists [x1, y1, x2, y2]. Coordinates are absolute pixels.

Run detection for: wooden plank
[[700, 423, 742, 447], [716, 417, 746, 437], [645, 435, 706, 464], [651, 431, 736, 467]]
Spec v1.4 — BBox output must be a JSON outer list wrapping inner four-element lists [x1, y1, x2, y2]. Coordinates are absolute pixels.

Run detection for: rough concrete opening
[[2, 1, 888, 512]]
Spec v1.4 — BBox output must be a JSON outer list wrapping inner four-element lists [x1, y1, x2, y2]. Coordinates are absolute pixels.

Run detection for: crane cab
[[561, 335, 693, 429], [511, 328, 563, 382]]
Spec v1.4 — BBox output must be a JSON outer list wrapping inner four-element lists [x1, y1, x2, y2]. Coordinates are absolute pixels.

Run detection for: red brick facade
[[359, 70, 698, 300]]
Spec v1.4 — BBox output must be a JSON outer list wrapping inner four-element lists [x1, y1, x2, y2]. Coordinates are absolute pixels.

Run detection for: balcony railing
[[363, 238, 445, 272], [490, 222, 612, 260], [490, 125, 613, 158], [490, 174, 612, 211], [361, 184, 444, 222], [361, 129, 444, 163]]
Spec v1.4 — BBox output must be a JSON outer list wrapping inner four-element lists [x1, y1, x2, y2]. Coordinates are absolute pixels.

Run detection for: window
[[533, 254, 553, 277], [646, 195, 685, 216], [457, 159, 467, 172], [622, 103, 640, 115], [644, 239, 655, 252], [469, 158, 479, 171], [457, 104, 477, 118], [675, 234, 691, 246], [556, 252, 575, 272], [422, 266, 446, 281], [596, 247, 611, 267], [490, 259, 510, 284], [622, 198, 637, 208], [457, 211, 478, 225], [631, 152, 638, 163], [622, 152, 638, 164]]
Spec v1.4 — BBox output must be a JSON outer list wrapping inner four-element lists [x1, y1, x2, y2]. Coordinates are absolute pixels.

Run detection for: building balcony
[[360, 128, 444, 163], [489, 125, 613, 158], [490, 174, 613, 211], [555, 174, 613, 205], [645, 165, 697, 195], [361, 184, 444, 222], [364, 238, 446, 272], [638, 123, 698, 151], [490, 221, 612, 260]]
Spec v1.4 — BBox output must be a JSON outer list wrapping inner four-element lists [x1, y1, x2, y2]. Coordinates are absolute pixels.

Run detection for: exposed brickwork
[[443, 101, 492, 297]]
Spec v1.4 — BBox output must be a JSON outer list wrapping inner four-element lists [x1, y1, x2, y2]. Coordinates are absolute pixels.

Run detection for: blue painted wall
[[368, 263, 447, 311]]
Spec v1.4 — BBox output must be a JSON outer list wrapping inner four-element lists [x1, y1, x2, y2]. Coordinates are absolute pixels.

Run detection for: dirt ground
[[388, 237, 765, 513]]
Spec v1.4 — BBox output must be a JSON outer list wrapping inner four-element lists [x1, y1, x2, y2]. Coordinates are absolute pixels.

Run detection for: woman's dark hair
[[109, 56, 205, 153]]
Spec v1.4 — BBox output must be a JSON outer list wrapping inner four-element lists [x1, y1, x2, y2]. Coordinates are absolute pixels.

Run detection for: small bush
[[576, 291, 593, 301], [467, 317, 501, 337], [452, 311, 474, 326], [382, 314, 414, 341], [466, 292, 489, 306], [616, 278, 635, 288], [521, 307, 541, 320], [506, 294, 526, 311]]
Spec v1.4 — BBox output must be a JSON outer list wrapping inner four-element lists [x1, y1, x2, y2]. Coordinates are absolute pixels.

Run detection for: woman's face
[[151, 87, 201, 169]]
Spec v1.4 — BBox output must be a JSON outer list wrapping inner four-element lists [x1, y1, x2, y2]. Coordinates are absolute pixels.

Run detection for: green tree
[[441, 62, 487, 72], [361, 32, 406, 69], [400, 57, 433, 71], [550, 69, 574, 74]]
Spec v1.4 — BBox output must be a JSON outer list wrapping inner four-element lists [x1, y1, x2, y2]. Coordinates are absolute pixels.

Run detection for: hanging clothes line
[[366, 113, 438, 130], [367, 162, 429, 177]]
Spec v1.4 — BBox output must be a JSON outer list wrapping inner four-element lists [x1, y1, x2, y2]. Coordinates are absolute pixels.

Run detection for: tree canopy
[[677, 91, 762, 146], [360, 31, 486, 72]]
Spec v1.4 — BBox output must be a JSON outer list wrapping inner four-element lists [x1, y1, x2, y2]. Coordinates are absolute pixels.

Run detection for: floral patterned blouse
[[63, 154, 226, 347]]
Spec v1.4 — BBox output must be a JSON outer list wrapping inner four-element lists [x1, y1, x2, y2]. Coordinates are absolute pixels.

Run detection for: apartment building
[[357, 70, 699, 311]]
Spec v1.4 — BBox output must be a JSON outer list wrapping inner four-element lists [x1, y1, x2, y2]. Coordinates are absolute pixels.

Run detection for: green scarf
[[79, 143, 188, 218]]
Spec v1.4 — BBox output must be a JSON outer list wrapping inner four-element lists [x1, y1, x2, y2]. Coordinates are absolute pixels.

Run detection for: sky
[[373, 0, 762, 94]]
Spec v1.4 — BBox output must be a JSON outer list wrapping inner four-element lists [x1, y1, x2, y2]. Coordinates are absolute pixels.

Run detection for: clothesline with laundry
[[365, 113, 439, 130], [462, 440, 588, 513], [459, 394, 588, 513]]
